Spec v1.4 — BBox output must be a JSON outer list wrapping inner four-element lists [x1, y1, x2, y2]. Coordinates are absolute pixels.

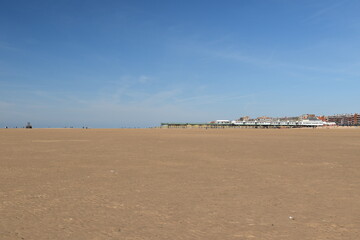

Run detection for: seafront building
[[161, 113, 359, 128], [323, 114, 359, 126], [161, 114, 331, 128], [161, 113, 360, 128]]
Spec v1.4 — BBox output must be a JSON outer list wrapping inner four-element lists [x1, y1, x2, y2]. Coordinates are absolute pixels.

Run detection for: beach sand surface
[[1, 128, 359, 239]]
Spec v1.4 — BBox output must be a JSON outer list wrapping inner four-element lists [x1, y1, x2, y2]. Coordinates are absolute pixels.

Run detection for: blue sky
[[1, 0, 360, 128]]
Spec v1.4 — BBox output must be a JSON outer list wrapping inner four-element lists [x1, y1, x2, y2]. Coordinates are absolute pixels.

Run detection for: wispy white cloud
[[0, 41, 20, 51], [138, 75, 150, 83], [0, 81, 255, 127], [174, 93, 252, 106], [0, 101, 14, 108], [195, 43, 360, 78], [169, 31, 360, 79], [303, 0, 349, 22]]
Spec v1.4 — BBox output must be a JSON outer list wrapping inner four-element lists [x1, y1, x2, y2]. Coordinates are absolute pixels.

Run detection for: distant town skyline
[[1, 0, 360, 128]]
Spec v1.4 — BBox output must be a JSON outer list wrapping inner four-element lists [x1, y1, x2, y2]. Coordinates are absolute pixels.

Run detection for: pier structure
[[161, 119, 326, 129]]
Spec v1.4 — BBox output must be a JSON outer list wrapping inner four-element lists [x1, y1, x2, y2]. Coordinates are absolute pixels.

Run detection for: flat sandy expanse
[[1, 128, 359, 240]]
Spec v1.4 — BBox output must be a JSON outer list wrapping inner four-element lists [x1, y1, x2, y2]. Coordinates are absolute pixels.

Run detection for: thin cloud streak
[[201, 46, 360, 78], [174, 94, 253, 106], [0, 41, 20, 51], [0, 85, 253, 127], [303, 0, 349, 22]]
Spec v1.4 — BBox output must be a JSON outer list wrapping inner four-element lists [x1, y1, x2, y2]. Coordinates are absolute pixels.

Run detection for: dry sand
[[1, 128, 359, 240]]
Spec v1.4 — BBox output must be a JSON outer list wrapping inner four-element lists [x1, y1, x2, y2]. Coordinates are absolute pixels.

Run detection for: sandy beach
[[1, 128, 359, 239]]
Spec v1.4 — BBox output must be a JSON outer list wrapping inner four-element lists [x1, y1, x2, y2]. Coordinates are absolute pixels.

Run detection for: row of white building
[[214, 118, 336, 127]]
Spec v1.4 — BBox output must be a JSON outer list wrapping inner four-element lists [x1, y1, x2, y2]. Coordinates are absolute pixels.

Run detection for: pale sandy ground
[[0, 128, 359, 240]]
